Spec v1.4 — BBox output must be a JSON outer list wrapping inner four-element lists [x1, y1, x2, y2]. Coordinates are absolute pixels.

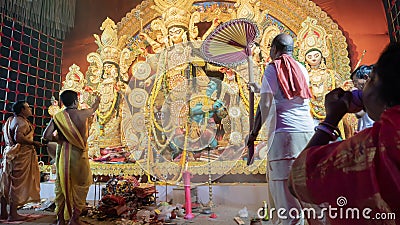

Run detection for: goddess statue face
[[226, 69, 235, 80], [103, 63, 118, 79], [168, 27, 185, 44], [305, 50, 323, 68]]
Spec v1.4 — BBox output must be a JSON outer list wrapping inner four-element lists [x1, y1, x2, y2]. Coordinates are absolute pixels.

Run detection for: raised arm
[[305, 88, 351, 149], [80, 94, 101, 119], [43, 119, 57, 142], [90, 94, 100, 112]]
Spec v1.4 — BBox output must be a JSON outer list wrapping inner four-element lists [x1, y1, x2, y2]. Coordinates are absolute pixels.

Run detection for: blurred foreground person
[[289, 43, 400, 224]]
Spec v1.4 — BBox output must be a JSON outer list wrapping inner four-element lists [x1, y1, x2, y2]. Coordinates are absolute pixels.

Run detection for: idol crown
[[95, 17, 124, 64], [163, 6, 191, 29], [297, 17, 330, 61]]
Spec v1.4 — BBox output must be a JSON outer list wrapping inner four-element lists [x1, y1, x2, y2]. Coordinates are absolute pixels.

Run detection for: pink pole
[[183, 171, 194, 219]]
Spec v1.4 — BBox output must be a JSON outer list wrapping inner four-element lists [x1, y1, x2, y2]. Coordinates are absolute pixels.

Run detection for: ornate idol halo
[[132, 61, 151, 80], [131, 112, 146, 131], [129, 88, 148, 108]]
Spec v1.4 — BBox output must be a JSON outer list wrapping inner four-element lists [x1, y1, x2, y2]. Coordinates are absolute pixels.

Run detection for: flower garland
[[310, 106, 325, 120], [237, 77, 250, 109], [96, 91, 119, 135], [237, 76, 259, 114], [309, 71, 336, 120]]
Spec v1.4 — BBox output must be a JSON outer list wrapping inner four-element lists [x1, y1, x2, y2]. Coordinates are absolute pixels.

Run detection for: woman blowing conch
[[289, 43, 400, 225]]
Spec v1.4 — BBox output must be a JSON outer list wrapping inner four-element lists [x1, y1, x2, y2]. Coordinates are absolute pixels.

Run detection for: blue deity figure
[[169, 80, 227, 160]]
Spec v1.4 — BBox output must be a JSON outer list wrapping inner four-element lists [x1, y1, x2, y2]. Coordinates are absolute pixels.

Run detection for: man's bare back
[[65, 108, 95, 143], [42, 91, 100, 225], [43, 94, 100, 145]]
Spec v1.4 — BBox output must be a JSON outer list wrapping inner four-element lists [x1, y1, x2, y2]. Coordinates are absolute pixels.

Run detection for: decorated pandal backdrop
[[51, 0, 354, 184], [0, 13, 63, 165]]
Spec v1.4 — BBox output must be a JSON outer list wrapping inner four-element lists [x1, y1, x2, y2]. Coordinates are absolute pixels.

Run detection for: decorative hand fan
[[201, 18, 259, 165], [201, 18, 259, 67]]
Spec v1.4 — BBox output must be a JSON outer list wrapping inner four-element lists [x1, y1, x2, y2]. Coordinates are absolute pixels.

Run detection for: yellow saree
[[53, 110, 92, 220]]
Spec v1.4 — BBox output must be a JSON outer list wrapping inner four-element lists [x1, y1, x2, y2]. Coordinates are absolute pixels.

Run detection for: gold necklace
[[309, 70, 336, 119], [96, 92, 119, 124]]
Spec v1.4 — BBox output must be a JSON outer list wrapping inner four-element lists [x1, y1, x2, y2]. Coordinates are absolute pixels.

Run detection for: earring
[[305, 63, 311, 71], [383, 105, 388, 111], [319, 60, 327, 70]]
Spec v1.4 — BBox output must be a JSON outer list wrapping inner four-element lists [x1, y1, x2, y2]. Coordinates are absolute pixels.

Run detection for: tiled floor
[[2, 183, 273, 224], [0, 206, 274, 225]]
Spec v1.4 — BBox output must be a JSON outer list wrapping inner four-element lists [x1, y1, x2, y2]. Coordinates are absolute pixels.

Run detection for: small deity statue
[[169, 78, 227, 160], [297, 17, 356, 138], [86, 18, 137, 158], [96, 62, 123, 137], [304, 48, 341, 120], [297, 18, 342, 121]]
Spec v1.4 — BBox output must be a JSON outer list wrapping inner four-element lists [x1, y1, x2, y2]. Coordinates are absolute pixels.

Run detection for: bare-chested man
[[1, 101, 42, 221], [43, 90, 100, 225]]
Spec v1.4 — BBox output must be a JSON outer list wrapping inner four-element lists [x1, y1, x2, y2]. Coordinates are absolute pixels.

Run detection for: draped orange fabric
[[0, 117, 40, 207], [312, 0, 389, 67], [272, 54, 312, 100], [289, 105, 400, 225]]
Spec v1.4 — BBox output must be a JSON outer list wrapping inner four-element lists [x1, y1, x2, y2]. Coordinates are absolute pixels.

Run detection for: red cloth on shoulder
[[272, 54, 312, 99]]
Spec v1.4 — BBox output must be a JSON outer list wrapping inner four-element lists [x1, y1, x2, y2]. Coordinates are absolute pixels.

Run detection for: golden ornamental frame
[[118, 0, 350, 78], [56, 0, 352, 177]]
